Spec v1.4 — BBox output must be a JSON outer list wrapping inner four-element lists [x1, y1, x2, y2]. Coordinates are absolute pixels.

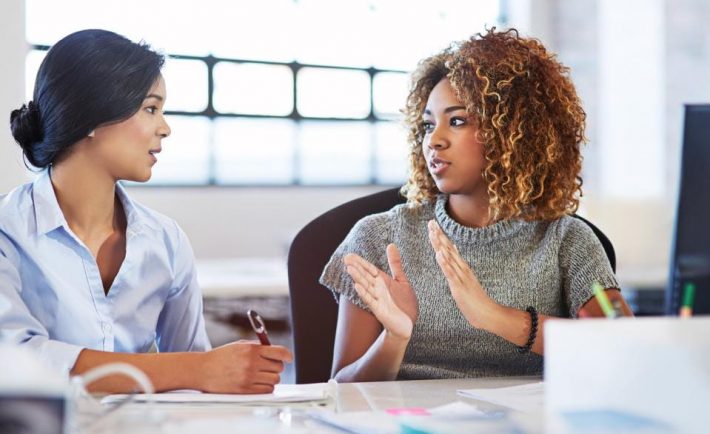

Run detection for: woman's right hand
[[198, 341, 292, 394], [343, 244, 418, 340]]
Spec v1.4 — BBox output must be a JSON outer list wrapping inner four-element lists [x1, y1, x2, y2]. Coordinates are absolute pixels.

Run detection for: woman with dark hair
[[321, 28, 632, 382], [1, 29, 291, 393]]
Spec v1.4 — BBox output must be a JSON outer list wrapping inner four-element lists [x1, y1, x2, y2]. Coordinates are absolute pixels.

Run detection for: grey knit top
[[320, 195, 619, 379]]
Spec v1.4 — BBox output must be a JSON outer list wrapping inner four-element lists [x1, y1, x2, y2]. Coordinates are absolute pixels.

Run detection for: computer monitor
[[666, 105, 710, 315]]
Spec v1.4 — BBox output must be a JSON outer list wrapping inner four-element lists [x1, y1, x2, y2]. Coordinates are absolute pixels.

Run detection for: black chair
[[287, 187, 616, 384]]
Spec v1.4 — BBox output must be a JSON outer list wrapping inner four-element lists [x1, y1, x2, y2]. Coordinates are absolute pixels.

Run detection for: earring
[[88, 130, 95, 138]]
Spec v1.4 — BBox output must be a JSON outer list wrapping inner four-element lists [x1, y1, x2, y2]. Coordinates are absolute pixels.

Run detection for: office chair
[[287, 187, 616, 384]]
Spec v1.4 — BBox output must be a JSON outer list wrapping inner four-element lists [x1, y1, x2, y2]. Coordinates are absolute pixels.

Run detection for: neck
[[50, 151, 118, 236], [447, 192, 492, 228]]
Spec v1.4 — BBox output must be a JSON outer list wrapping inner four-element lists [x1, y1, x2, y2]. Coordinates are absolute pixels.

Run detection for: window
[[25, 0, 500, 185]]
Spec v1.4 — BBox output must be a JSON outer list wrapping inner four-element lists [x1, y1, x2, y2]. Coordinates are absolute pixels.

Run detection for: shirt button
[[102, 323, 112, 333]]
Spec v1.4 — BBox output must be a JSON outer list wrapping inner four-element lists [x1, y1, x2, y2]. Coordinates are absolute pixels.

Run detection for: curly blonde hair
[[401, 28, 585, 221]]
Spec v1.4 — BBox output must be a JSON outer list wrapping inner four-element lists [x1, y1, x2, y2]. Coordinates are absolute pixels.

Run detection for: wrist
[[466, 298, 502, 330], [384, 328, 412, 345], [183, 351, 208, 390]]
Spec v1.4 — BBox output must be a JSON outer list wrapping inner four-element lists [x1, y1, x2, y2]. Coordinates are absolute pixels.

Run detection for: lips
[[148, 146, 161, 164], [429, 156, 451, 176]]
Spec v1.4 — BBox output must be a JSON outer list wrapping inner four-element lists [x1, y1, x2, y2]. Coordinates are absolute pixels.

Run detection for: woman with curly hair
[[320, 28, 632, 382]]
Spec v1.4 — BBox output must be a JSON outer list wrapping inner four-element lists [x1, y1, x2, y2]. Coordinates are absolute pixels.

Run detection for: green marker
[[680, 282, 696, 318], [592, 282, 616, 319]]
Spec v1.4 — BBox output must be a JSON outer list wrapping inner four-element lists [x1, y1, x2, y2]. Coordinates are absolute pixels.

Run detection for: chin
[[433, 180, 462, 195], [125, 171, 153, 183]]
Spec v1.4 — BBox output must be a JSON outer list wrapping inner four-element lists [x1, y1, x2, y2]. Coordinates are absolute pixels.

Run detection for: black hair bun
[[10, 101, 43, 152]]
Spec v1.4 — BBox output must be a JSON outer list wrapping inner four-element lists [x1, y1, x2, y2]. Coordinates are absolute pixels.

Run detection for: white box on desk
[[545, 317, 710, 434]]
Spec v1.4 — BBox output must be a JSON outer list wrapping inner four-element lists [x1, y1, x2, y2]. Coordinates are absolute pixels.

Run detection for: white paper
[[308, 411, 398, 434], [309, 401, 499, 434], [101, 382, 331, 405], [457, 382, 544, 414], [428, 401, 486, 417]]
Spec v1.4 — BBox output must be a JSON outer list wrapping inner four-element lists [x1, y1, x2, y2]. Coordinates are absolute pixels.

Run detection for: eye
[[145, 106, 159, 114], [422, 121, 434, 133], [450, 117, 466, 127]]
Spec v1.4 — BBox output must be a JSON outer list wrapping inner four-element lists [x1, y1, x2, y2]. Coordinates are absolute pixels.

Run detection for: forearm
[[472, 289, 633, 355], [474, 303, 550, 355], [71, 348, 205, 393], [334, 330, 409, 382]]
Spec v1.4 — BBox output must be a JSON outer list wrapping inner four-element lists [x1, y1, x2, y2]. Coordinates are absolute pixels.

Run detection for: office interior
[[4, 1, 710, 433], [1, 0, 706, 371]]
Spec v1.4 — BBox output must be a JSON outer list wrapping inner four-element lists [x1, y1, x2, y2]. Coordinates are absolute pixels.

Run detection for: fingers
[[427, 220, 442, 251], [428, 221, 474, 290], [253, 371, 282, 387], [428, 220, 470, 274], [435, 250, 461, 286], [346, 263, 377, 289], [427, 220, 455, 252], [259, 345, 293, 364], [203, 343, 290, 394], [344, 253, 380, 277], [386, 244, 407, 281], [428, 220, 459, 267]]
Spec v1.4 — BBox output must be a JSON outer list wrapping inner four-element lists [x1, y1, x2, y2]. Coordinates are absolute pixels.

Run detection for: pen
[[679, 282, 696, 318], [592, 283, 617, 319], [247, 309, 271, 345]]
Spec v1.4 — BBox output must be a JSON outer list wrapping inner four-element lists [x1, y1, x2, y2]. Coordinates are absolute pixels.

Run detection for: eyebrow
[[423, 105, 466, 115], [144, 94, 164, 102]]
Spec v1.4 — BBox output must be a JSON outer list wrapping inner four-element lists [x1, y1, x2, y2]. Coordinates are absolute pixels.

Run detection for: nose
[[159, 115, 171, 138], [426, 124, 449, 150]]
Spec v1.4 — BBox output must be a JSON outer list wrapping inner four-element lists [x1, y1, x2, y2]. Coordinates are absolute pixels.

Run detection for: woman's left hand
[[427, 219, 498, 328]]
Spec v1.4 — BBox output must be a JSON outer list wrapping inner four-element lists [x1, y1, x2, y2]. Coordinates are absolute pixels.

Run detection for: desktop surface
[[83, 377, 543, 434]]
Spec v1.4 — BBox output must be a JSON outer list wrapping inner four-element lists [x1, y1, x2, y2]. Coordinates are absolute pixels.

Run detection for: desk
[[81, 377, 542, 434], [196, 257, 288, 298]]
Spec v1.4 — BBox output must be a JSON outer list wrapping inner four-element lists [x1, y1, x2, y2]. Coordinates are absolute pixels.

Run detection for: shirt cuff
[[34, 339, 85, 377]]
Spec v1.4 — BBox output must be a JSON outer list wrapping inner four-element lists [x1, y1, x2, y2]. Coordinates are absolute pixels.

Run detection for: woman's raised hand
[[427, 220, 496, 328], [343, 244, 418, 340]]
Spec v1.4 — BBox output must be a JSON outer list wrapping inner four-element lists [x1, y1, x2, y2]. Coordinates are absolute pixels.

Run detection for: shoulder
[[548, 215, 612, 268], [0, 181, 34, 216], [547, 214, 599, 243], [349, 200, 432, 238], [0, 181, 36, 235]]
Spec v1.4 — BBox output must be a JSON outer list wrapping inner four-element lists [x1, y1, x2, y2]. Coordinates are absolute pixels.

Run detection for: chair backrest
[[287, 188, 406, 384], [287, 187, 616, 384]]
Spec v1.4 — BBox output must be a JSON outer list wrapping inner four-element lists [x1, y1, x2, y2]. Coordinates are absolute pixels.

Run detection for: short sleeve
[[319, 212, 392, 311], [558, 218, 620, 317]]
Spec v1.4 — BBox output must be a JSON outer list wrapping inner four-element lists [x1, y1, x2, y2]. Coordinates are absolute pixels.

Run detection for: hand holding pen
[[193, 310, 292, 394]]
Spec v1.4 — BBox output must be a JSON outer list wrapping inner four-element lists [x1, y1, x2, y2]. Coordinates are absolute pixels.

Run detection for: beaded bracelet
[[517, 306, 538, 353]]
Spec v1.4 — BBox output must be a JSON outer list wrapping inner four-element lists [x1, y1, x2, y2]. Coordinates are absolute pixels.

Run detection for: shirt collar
[[32, 170, 67, 236], [115, 181, 156, 235], [32, 170, 155, 236]]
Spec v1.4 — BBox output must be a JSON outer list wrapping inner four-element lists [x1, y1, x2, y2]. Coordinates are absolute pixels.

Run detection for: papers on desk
[[101, 382, 332, 406], [457, 382, 544, 414], [309, 401, 520, 434]]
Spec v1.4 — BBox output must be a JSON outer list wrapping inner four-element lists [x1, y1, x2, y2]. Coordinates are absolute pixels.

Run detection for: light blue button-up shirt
[[0, 171, 210, 375]]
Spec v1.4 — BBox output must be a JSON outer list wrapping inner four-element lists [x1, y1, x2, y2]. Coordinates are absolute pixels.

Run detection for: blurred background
[[1, 0, 707, 350]]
